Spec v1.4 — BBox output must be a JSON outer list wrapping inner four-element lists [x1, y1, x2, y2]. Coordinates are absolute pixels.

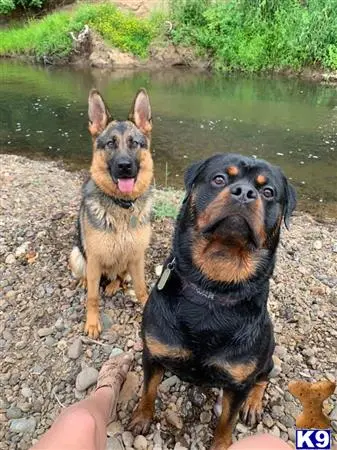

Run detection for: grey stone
[[45, 336, 55, 347], [330, 405, 337, 421], [102, 313, 113, 330], [262, 413, 274, 428], [10, 417, 37, 433], [6, 406, 23, 420], [68, 338, 83, 360], [313, 240, 322, 250], [107, 421, 123, 437], [165, 410, 183, 429], [110, 347, 124, 358], [75, 367, 99, 391], [271, 405, 284, 419], [161, 375, 180, 392], [5, 254, 16, 264], [122, 431, 134, 447], [200, 411, 212, 424], [332, 242, 337, 253], [134, 435, 147, 450], [37, 327, 53, 337], [106, 437, 124, 450], [0, 397, 10, 409], [55, 318, 64, 331], [21, 387, 32, 398], [15, 242, 30, 258]]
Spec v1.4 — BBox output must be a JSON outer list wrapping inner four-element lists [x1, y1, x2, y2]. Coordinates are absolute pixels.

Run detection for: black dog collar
[[157, 257, 237, 306], [111, 197, 135, 210]]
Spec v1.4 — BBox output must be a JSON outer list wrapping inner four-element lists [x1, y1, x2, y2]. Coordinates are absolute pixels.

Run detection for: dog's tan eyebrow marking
[[256, 174, 267, 185], [145, 335, 191, 359], [226, 166, 239, 176]]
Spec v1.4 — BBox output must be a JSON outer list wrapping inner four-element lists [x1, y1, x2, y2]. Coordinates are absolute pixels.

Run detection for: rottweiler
[[130, 153, 296, 449], [69, 88, 153, 338]]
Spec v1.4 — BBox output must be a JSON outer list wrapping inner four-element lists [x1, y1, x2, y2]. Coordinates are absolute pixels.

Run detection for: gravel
[[0, 154, 336, 449]]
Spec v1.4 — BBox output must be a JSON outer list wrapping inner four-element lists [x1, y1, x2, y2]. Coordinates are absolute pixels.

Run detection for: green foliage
[[170, 0, 337, 71], [0, 0, 44, 15], [0, 3, 159, 59]]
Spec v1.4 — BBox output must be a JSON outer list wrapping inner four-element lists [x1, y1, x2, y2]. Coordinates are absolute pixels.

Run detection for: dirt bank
[[0, 155, 336, 450]]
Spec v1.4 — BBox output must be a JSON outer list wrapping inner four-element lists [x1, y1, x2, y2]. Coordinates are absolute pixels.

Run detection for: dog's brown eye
[[212, 175, 226, 187], [106, 137, 117, 149], [263, 187, 274, 198]]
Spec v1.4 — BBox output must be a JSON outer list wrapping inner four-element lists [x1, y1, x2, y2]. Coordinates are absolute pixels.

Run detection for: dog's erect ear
[[88, 89, 111, 137], [282, 175, 297, 230], [129, 88, 152, 135], [183, 159, 206, 203]]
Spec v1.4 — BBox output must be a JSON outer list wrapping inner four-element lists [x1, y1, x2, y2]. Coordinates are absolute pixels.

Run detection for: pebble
[[330, 405, 337, 421], [106, 437, 124, 450], [155, 265, 163, 276], [165, 410, 183, 429], [75, 367, 99, 391], [262, 413, 274, 428], [5, 254, 16, 264], [102, 313, 113, 330], [68, 338, 83, 359], [332, 242, 337, 253], [161, 375, 180, 392], [122, 431, 134, 447], [21, 387, 32, 398], [200, 411, 212, 424], [174, 444, 188, 450], [188, 386, 207, 407], [107, 421, 123, 437], [10, 417, 37, 433], [55, 318, 64, 331], [15, 242, 30, 258], [313, 240, 323, 250], [110, 347, 124, 358], [6, 406, 23, 420], [37, 327, 54, 337], [134, 435, 148, 450], [270, 425, 281, 438]]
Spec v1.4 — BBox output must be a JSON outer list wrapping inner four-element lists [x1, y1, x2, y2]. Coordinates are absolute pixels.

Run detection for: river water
[[1, 61, 336, 218]]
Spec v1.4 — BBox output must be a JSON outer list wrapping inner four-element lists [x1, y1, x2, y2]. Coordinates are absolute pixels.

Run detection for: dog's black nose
[[117, 158, 132, 174], [230, 183, 257, 203]]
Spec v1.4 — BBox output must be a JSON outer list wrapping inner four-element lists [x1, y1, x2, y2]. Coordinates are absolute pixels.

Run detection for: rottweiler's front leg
[[130, 351, 164, 435], [211, 390, 247, 450]]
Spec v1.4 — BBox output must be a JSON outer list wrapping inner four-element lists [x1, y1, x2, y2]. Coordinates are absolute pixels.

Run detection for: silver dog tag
[[157, 267, 171, 290]]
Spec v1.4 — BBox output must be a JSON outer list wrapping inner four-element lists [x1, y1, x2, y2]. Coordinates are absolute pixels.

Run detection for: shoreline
[[1, 51, 337, 84]]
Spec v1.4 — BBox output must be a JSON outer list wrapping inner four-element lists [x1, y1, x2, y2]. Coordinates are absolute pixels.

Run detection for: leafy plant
[[170, 0, 337, 71]]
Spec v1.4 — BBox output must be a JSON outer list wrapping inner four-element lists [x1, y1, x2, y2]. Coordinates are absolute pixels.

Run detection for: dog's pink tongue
[[118, 178, 135, 194]]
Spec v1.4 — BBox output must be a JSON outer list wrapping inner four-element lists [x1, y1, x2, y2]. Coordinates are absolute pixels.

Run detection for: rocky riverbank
[[0, 154, 336, 450]]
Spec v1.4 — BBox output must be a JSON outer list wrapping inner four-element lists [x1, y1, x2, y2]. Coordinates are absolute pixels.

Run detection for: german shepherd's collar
[[70, 88, 153, 339], [130, 153, 297, 449]]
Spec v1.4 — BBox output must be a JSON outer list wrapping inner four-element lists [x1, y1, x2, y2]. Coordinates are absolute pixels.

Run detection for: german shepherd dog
[[70, 88, 153, 338], [130, 154, 296, 449]]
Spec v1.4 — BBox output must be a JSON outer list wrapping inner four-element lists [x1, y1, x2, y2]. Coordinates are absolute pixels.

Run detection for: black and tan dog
[[130, 153, 296, 449], [70, 88, 153, 338]]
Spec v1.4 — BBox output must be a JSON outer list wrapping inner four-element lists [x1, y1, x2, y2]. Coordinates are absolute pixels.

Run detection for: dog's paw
[[137, 293, 148, 305], [84, 314, 102, 339], [105, 279, 120, 296], [129, 408, 153, 436], [240, 395, 263, 427]]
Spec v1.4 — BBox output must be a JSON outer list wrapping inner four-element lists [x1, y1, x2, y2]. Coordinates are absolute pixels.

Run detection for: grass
[[0, 3, 161, 59], [169, 0, 337, 72], [153, 189, 184, 219]]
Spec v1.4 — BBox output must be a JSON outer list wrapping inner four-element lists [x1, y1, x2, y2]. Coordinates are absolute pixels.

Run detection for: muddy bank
[[0, 154, 336, 449]]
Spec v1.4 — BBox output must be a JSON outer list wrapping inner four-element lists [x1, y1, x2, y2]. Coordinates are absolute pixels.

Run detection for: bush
[[0, 0, 44, 15], [0, 3, 160, 59], [170, 0, 337, 71]]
